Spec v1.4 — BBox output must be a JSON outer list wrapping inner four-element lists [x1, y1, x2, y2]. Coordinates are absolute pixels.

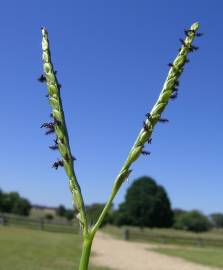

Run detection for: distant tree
[[0, 190, 10, 213], [86, 203, 113, 227], [174, 210, 211, 232], [65, 209, 74, 221], [113, 205, 132, 227], [0, 189, 8, 213], [173, 208, 187, 226], [13, 198, 31, 216], [114, 176, 173, 228], [0, 189, 2, 204], [10, 192, 20, 213], [45, 213, 54, 220], [56, 204, 66, 217], [0, 192, 19, 213], [86, 203, 104, 225], [173, 208, 187, 217], [210, 213, 223, 228], [0, 191, 31, 216]]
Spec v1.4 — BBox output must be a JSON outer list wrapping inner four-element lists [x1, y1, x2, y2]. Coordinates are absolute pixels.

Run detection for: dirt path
[[91, 232, 221, 270]]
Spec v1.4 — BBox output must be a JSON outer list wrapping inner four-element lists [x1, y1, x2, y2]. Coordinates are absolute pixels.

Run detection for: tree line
[[1, 177, 223, 232], [83, 177, 223, 233], [0, 189, 31, 216]]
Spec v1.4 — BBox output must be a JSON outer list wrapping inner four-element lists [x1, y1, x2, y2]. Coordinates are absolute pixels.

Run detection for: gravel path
[[91, 232, 220, 270]]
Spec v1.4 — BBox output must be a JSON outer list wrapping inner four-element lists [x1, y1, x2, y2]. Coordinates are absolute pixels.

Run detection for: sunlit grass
[[102, 225, 223, 245], [0, 226, 111, 270], [153, 246, 223, 268]]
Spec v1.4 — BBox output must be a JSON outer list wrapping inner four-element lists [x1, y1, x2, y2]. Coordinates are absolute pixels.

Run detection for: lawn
[[152, 246, 223, 268], [0, 226, 111, 270]]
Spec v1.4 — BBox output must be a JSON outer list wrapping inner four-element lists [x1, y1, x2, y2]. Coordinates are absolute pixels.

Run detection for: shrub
[[45, 213, 54, 220], [56, 204, 66, 217], [210, 213, 223, 228], [174, 210, 211, 232]]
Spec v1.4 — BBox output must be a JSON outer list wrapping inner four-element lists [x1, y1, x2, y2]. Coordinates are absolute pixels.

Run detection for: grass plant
[[39, 22, 202, 270]]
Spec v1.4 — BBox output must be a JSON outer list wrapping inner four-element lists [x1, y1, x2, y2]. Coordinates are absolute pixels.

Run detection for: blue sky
[[0, 0, 222, 214]]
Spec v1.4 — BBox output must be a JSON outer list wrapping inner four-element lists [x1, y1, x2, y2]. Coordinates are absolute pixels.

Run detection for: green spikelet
[[91, 22, 201, 234], [121, 22, 200, 172], [41, 27, 88, 234]]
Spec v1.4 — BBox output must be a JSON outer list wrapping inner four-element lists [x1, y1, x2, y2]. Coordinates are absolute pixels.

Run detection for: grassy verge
[[102, 225, 223, 268], [0, 226, 111, 270], [152, 246, 223, 268], [102, 225, 223, 247]]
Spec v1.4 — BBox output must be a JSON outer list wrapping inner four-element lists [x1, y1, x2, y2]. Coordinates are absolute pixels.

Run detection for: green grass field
[[152, 246, 223, 268], [2, 225, 223, 269], [0, 226, 110, 270]]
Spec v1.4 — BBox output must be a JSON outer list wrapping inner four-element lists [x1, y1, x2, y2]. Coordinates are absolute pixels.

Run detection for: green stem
[[78, 236, 94, 270], [91, 180, 119, 234]]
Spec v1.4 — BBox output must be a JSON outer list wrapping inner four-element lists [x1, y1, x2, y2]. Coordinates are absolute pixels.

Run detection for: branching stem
[[40, 22, 201, 270]]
